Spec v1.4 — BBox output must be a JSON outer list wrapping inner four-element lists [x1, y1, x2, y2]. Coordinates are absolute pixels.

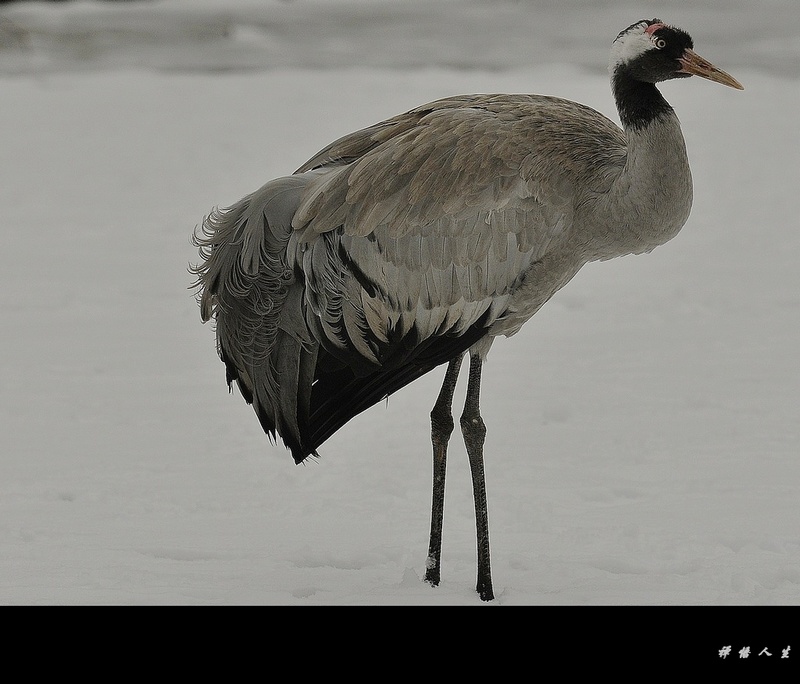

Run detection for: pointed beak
[[678, 48, 744, 90]]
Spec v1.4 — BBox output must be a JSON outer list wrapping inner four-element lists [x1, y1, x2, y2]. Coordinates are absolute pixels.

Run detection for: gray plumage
[[191, 19, 741, 601]]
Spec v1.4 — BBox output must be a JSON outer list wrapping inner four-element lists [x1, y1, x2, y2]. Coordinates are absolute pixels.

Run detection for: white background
[[1, 0, 798, 605]]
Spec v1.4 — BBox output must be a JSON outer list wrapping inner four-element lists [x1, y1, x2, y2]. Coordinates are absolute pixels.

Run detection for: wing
[[288, 94, 627, 366]]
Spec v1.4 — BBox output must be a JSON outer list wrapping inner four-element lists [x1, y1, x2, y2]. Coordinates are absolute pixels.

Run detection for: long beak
[[679, 48, 744, 90]]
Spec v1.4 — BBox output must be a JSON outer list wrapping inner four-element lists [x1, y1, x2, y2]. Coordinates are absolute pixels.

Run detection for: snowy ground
[[1, 0, 799, 611]]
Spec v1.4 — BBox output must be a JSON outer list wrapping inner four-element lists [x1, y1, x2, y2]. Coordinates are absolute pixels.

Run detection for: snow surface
[[1, 0, 799, 606]]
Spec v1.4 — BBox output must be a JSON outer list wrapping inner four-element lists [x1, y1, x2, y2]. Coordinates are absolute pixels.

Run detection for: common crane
[[192, 19, 742, 601]]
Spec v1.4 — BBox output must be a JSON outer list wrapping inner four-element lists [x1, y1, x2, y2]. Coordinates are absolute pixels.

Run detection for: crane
[[191, 19, 742, 602]]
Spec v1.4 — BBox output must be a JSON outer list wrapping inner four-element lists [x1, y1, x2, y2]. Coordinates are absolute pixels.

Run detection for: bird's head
[[610, 19, 743, 90]]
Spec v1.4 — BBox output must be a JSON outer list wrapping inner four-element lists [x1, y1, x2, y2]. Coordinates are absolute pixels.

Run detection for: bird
[[191, 19, 742, 602]]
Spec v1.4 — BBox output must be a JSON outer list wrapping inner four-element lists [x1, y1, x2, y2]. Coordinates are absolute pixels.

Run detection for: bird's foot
[[477, 578, 494, 602], [423, 555, 440, 587]]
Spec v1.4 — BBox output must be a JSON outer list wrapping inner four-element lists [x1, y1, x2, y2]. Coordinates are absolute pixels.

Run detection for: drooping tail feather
[[191, 175, 318, 459]]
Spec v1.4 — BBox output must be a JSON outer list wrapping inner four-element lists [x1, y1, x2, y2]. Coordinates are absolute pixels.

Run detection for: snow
[[1, 0, 798, 607]]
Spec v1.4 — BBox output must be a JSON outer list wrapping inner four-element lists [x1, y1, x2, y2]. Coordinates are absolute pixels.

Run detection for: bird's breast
[[583, 113, 694, 261]]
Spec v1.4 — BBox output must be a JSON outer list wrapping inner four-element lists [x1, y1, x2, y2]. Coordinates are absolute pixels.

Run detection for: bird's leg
[[424, 352, 464, 588], [461, 353, 494, 601]]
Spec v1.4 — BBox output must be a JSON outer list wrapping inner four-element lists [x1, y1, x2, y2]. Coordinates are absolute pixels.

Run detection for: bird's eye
[[654, 37, 667, 49]]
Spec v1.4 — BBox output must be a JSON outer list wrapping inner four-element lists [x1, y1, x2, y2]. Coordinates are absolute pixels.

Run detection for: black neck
[[612, 69, 674, 131]]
